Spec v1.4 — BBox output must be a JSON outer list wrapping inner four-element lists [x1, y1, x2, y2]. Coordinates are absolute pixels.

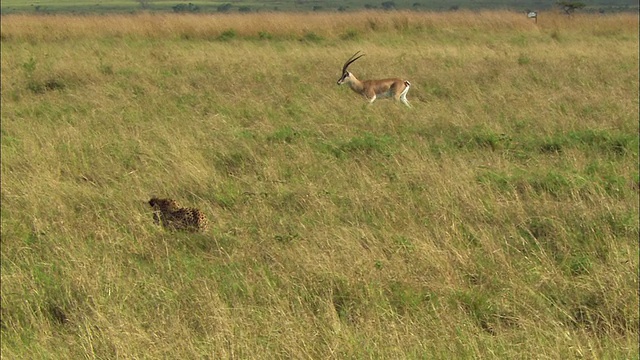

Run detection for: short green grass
[[1, 11, 638, 359]]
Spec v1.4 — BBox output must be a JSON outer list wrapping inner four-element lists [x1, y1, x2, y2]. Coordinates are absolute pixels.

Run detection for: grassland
[[1, 11, 639, 359]]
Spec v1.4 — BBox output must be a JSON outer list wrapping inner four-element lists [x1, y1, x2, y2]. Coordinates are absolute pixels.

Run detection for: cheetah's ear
[[148, 197, 157, 207]]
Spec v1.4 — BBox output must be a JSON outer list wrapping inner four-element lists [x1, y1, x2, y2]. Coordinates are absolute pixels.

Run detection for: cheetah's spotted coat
[[148, 197, 208, 232]]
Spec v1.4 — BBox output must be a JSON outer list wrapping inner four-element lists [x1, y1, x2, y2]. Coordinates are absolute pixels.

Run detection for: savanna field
[[1, 10, 638, 358]]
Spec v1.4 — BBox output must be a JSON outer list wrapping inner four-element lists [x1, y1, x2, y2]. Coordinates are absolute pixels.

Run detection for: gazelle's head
[[337, 51, 365, 85]]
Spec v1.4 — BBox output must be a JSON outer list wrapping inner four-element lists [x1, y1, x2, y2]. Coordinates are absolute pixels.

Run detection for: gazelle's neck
[[345, 73, 365, 94]]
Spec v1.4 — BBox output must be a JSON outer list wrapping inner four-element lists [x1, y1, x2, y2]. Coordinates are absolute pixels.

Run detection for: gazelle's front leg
[[364, 88, 377, 105]]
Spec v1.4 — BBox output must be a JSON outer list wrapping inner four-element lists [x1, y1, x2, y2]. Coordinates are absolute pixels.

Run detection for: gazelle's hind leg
[[400, 81, 412, 108]]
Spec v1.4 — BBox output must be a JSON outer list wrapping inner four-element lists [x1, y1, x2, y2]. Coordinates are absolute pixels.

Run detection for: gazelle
[[337, 51, 412, 107]]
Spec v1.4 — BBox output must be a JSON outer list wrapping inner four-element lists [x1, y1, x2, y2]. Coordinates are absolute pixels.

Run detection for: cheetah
[[148, 197, 208, 232]]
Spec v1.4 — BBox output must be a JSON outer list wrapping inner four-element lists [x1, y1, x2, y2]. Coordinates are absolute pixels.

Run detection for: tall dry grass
[[1, 11, 638, 359], [2, 10, 638, 41]]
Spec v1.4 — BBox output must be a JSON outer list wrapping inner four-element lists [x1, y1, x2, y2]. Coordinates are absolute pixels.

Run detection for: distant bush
[[218, 29, 237, 41], [557, 1, 586, 15], [258, 31, 273, 40], [172, 3, 199, 13], [381, 1, 396, 10], [340, 29, 360, 40], [300, 31, 323, 43], [217, 3, 232, 12]]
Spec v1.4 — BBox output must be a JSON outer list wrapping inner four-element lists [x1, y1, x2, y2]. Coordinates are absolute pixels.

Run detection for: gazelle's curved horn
[[342, 51, 365, 74]]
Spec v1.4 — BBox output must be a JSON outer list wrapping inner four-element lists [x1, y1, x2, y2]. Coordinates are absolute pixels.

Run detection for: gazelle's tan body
[[337, 51, 412, 107]]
